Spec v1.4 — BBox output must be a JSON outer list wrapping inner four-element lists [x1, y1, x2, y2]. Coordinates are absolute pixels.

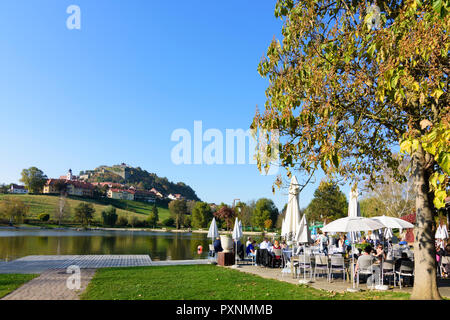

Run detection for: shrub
[[38, 213, 50, 222], [101, 206, 118, 227], [162, 217, 175, 227], [116, 216, 128, 227], [129, 216, 139, 228]]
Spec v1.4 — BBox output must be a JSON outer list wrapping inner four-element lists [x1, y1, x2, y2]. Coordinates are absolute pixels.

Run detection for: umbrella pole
[[347, 242, 359, 292]]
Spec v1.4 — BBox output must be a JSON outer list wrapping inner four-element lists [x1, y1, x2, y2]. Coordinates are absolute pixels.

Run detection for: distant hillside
[[80, 164, 201, 201]]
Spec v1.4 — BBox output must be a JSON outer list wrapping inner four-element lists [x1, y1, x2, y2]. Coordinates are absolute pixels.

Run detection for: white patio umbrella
[[322, 217, 384, 291], [347, 188, 361, 244], [207, 217, 219, 239], [371, 215, 414, 230], [383, 228, 393, 240], [436, 224, 449, 240], [435, 224, 448, 250], [232, 218, 243, 268], [282, 176, 302, 242], [295, 214, 312, 284]]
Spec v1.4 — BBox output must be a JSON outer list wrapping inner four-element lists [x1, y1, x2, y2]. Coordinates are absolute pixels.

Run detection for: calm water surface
[[0, 228, 212, 262]]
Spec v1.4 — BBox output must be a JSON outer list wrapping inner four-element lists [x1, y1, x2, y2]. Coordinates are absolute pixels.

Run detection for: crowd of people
[[209, 230, 450, 281]]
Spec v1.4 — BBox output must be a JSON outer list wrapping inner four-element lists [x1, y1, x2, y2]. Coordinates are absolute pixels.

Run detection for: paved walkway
[[230, 264, 450, 298], [0, 255, 153, 274], [0, 255, 211, 300]]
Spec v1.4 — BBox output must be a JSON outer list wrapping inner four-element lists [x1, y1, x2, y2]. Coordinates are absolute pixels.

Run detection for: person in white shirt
[[259, 237, 271, 250]]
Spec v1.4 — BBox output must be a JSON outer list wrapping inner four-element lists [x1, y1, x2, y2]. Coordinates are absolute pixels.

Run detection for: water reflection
[[0, 229, 211, 261]]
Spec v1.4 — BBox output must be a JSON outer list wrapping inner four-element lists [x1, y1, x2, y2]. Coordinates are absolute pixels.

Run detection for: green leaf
[[433, 0, 443, 14]]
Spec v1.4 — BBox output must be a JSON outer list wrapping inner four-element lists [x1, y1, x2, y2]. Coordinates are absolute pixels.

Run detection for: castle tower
[[67, 169, 73, 180]]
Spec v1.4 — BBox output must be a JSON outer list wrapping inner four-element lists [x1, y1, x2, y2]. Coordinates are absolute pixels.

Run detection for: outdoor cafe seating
[[278, 244, 416, 288]]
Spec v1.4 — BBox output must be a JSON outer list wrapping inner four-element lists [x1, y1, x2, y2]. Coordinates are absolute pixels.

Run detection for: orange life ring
[[197, 245, 203, 254]]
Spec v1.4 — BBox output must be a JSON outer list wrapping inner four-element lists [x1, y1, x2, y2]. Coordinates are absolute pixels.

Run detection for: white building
[[9, 184, 28, 194]]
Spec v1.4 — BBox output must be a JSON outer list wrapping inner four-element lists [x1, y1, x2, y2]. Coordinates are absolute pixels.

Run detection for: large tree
[[304, 181, 348, 224], [20, 167, 47, 193], [252, 0, 449, 299], [168, 199, 187, 229], [191, 202, 212, 229], [0, 197, 29, 224], [74, 202, 95, 226], [251, 198, 279, 230]]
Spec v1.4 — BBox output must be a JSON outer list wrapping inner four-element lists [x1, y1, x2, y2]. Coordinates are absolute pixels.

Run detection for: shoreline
[[0, 225, 277, 237]]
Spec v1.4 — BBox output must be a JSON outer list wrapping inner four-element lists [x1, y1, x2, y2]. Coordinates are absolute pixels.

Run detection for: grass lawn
[[0, 274, 38, 298], [81, 265, 410, 300], [0, 194, 170, 224]]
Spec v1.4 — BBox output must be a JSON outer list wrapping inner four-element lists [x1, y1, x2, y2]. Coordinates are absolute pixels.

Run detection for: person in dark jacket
[[213, 237, 223, 253]]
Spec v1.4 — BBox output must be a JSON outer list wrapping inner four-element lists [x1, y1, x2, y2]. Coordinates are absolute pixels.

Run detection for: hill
[[0, 194, 171, 224], [80, 164, 200, 201]]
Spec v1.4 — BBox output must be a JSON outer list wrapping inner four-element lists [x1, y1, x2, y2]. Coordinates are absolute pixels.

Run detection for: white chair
[[381, 260, 396, 287], [314, 255, 329, 281], [329, 256, 346, 282], [356, 256, 375, 289], [440, 256, 450, 277], [296, 255, 313, 280], [396, 260, 414, 289]]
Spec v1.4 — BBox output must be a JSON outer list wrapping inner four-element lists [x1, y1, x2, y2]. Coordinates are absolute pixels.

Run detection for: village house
[[168, 193, 183, 201], [43, 179, 95, 198], [134, 190, 156, 203], [150, 188, 164, 199], [107, 188, 135, 201], [9, 184, 28, 194]]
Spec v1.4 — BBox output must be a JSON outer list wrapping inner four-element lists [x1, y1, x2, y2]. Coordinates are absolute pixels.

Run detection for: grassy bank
[[0, 274, 38, 298], [81, 265, 410, 300], [0, 194, 171, 224]]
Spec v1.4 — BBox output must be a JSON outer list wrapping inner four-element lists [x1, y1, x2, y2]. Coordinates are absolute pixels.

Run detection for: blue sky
[[0, 0, 353, 210]]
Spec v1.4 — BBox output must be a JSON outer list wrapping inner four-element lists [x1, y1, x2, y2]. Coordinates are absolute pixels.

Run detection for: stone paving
[[2, 269, 96, 300], [0, 255, 211, 300], [230, 264, 450, 298], [0, 255, 153, 274]]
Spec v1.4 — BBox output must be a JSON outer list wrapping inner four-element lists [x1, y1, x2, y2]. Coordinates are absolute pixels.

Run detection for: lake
[[0, 228, 213, 262]]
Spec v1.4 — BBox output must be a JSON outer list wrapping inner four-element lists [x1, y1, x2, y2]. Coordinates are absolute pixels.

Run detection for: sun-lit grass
[[0, 194, 170, 224], [81, 265, 410, 300], [0, 273, 38, 298]]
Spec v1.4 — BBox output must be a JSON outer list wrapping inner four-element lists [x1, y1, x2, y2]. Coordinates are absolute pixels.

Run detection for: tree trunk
[[410, 145, 441, 300]]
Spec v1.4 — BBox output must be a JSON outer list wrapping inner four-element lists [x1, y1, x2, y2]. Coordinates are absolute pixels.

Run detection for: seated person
[[272, 240, 282, 259], [374, 244, 386, 260], [355, 246, 375, 273], [213, 237, 223, 253], [281, 240, 288, 250], [259, 237, 271, 250], [355, 245, 377, 284], [395, 252, 412, 271], [246, 240, 257, 257]]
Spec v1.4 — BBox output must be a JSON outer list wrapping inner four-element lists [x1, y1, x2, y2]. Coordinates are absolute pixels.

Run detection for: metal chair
[[329, 256, 346, 282], [314, 255, 329, 281], [296, 254, 313, 280], [396, 260, 414, 289], [440, 256, 450, 277], [271, 248, 283, 268], [381, 260, 396, 287], [356, 256, 375, 289]]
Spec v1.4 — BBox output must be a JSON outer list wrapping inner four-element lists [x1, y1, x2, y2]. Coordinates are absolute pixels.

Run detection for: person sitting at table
[[374, 244, 386, 260], [259, 237, 271, 250], [213, 237, 223, 253], [395, 252, 412, 271], [338, 235, 346, 254], [355, 245, 376, 284], [272, 240, 282, 259], [246, 240, 257, 257], [246, 237, 252, 249], [281, 240, 288, 250]]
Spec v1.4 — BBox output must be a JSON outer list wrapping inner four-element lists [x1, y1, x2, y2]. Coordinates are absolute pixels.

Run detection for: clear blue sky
[[0, 0, 353, 210]]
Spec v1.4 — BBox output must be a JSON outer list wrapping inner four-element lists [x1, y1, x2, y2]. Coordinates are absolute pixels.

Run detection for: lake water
[[0, 228, 213, 262]]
